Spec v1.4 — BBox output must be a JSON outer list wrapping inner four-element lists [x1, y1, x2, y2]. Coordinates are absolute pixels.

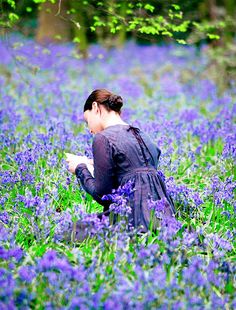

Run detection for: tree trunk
[[208, 0, 221, 47], [116, 2, 127, 47], [224, 0, 236, 43], [70, 0, 88, 58], [36, 0, 71, 44]]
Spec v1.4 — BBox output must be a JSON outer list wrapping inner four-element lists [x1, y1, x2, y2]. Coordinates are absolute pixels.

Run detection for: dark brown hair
[[83, 89, 123, 114]]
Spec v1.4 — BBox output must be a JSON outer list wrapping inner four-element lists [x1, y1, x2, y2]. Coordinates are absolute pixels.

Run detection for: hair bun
[[108, 94, 123, 112]]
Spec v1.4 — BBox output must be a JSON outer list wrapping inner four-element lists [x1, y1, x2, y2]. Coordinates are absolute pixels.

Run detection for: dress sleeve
[[75, 133, 116, 209]]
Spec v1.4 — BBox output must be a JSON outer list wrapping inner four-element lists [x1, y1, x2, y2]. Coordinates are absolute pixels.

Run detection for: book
[[86, 163, 94, 177]]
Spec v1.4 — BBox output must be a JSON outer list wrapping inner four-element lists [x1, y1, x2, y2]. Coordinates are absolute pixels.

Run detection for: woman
[[66, 89, 175, 241]]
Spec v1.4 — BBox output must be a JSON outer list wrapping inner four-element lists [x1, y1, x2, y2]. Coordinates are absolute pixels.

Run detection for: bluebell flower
[[102, 179, 135, 216], [18, 266, 36, 283]]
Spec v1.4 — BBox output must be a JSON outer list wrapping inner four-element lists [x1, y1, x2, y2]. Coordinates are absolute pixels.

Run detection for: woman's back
[[103, 124, 158, 166], [81, 124, 175, 232]]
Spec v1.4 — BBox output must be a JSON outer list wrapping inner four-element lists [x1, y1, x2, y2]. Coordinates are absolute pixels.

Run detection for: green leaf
[[33, 0, 47, 3], [8, 13, 19, 22], [176, 39, 187, 45], [26, 7, 32, 12], [126, 9, 133, 14], [136, 2, 143, 8], [172, 21, 190, 32], [172, 4, 180, 10], [128, 17, 144, 31], [73, 37, 81, 43], [54, 34, 62, 40], [110, 27, 116, 34], [156, 16, 164, 23], [218, 21, 226, 28], [168, 10, 174, 20], [139, 26, 158, 35], [7, 0, 16, 9], [144, 4, 155, 13], [174, 12, 183, 19], [207, 33, 220, 40], [161, 30, 173, 37]]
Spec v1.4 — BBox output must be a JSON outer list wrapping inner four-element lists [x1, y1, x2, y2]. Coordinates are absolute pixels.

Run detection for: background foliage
[[1, 0, 236, 90]]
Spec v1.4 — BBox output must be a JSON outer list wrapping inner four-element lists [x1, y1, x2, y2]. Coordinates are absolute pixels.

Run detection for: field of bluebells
[[0, 34, 236, 309]]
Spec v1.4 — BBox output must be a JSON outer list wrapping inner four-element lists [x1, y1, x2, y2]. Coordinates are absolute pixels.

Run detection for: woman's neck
[[102, 114, 128, 129]]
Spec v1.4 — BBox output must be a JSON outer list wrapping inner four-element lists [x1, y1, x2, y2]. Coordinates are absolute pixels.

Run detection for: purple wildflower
[[102, 179, 135, 216], [18, 266, 36, 283]]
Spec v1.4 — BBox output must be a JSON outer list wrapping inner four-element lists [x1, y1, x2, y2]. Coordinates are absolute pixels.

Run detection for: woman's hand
[[65, 153, 92, 174], [87, 158, 94, 165]]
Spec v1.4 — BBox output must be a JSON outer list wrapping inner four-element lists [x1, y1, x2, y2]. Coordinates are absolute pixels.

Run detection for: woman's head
[[83, 89, 123, 134]]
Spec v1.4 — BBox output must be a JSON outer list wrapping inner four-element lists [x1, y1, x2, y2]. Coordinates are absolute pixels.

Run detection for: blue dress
[[74, 124, 175, 236]]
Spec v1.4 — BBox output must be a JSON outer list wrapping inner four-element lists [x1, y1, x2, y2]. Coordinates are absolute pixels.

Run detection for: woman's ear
[[92, 101, 100, 114], [92, 101, 98, 111]]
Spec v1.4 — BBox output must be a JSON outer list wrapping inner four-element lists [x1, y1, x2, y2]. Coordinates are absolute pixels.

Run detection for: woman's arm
[[75, 133, 116, 208]]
